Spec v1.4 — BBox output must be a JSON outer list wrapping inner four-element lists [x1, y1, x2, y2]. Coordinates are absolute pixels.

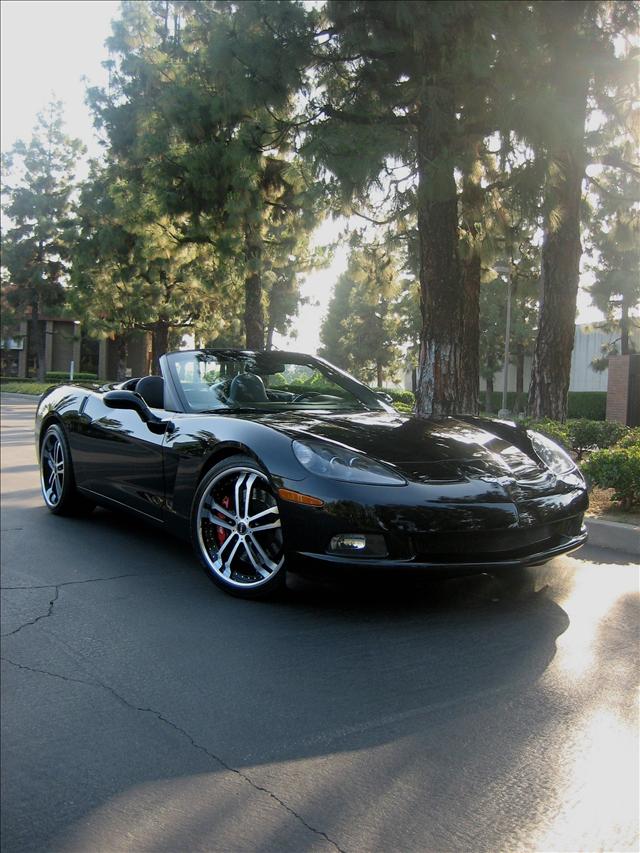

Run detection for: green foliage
[[89, 0, 322, 349], [45, 371, 97, 382], [582, 446, 640, 510], [566, 419, 629, 460], [519, 418, 571, 449], [379, 388, 415, 406], [486, 391, 607, 420], [0, 381, 53, 395], [1, 101, 85, 380], [393, 401, 414, 415], [320, 241, 403, 386], [615, 428, 640, 450], [70, 158, 223, 371], [519, 417, 630, 458], [567, 392, 607, 421]]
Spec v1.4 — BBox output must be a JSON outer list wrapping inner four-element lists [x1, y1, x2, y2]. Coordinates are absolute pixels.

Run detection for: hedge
[[0, 376, 35, 384], [483, 390, 607, 420], [45, 371, 98, 381], [483, 391, 528, 414], [1, 372, 99, 383], [567, 391, 607, 420], [378, 387, 415, 406]]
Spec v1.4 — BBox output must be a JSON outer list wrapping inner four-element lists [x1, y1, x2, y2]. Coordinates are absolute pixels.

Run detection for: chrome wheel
[[196, 465, 284, 590], [41, 430, 65, 508]]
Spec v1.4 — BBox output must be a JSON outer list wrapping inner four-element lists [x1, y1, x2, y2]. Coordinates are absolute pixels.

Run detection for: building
[[480, 323, 640, 394], [1, 318, 151, 380], [400, 323, 640, 394]]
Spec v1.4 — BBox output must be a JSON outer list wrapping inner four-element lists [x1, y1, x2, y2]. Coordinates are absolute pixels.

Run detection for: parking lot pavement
[[2, 395, 639, 852]]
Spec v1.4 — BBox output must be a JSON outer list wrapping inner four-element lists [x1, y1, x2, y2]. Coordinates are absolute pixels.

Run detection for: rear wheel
[[192, 455, 286, 598], [40, 424, 95, 516]]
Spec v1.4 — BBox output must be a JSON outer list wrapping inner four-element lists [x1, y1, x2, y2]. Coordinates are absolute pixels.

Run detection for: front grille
[[411, 517, 582, 563]]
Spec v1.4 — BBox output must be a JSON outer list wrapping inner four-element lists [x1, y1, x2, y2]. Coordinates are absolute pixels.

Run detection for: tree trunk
[[265, 324, 275, 351], [116, 335, 128, 382], [151, 321, 170, 375], [485, 375, 494, 413], [244, 218, 264, 350], [30, 301, 46, 382], [527, 144, 585, 421], [528, 5, 588, 422], [415, 96, 463, 416], [376, 360, 383, 388], [460, 252, 481, 414], [515, 344, 525, 413]]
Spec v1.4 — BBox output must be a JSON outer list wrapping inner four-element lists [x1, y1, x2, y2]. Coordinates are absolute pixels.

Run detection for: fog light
[[328, 533, 388, 557], [330, 534, 367, 552]]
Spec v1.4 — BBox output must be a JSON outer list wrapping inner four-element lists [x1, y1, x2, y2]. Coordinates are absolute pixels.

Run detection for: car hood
[[249, 409, 545, 482]]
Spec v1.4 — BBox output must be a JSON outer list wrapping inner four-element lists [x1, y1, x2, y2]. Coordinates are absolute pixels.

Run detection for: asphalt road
[[1, 394, 639, 853]]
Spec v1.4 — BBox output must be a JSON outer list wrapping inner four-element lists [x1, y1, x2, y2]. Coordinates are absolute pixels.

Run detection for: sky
[[1, 0, 601, 356]]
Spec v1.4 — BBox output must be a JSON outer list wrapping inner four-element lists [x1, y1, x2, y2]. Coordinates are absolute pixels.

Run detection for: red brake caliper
[[216, 495, 231, 545]]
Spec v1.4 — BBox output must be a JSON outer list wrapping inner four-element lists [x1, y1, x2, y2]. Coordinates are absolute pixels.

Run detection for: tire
[[191, 455, 286, 599], [39, 423, 95, 517]]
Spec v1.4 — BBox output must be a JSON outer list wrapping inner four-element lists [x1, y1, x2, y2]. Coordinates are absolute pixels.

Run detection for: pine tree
[[524, 1, 639, 419], [70, 160, 230, 376], [587, 143, 640, 364], [89, 0, 320, 351], [1, 102, 84, 379], [306, 1, 521, 415], [320, 241, 402, 387]]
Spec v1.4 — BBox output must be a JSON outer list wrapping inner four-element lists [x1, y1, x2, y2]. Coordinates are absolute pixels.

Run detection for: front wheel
[[39, 424, 95, 516], [191, 455, 286, 598]]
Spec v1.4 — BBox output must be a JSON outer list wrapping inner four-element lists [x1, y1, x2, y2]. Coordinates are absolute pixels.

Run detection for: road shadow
[[3, 504, 602, 853]]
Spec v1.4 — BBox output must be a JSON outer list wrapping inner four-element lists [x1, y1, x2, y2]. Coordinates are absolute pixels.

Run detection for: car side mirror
[[103, 390, 169, 432]]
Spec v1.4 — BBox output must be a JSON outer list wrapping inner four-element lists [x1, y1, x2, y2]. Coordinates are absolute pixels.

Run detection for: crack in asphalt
[[0, 570, 188, 638], [1, 655, 346, 853], [1, 587, 60, 638]]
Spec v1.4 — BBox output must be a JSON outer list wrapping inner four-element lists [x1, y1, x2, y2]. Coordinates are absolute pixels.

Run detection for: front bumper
[[292, 526, 588, 578], [275, 471, 589, 578]]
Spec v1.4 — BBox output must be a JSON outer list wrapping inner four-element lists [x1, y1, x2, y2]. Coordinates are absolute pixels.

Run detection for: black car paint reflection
[[34, 349, 588, 582]]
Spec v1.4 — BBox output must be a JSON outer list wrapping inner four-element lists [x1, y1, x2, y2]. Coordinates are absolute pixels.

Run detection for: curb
[[585, 518, 640, 557]]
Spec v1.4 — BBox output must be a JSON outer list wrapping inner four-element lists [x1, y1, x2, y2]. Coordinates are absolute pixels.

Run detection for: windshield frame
[[163, 349, 389, 415]]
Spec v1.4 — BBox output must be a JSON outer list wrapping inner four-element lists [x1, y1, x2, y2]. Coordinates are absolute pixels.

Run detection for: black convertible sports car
[[35, 349, 588, 597]]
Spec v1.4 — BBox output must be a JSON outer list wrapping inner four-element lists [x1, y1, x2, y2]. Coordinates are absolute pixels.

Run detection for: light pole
[[494, 262, 512, 418]]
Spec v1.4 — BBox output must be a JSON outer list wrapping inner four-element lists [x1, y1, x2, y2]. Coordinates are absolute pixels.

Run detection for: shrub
[[567, 419, 628, 460], [615, 428, 640, 449], [45, 371, 98, 381], [379, 387, 415, 406], [582, 445, 640, 510], [394, 401, 414, 414], [0, 376, 34, 384]]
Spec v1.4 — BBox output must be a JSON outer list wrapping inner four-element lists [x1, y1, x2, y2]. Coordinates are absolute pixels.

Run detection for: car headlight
[[292, 439, 406, 485], [528, 430, 576, 475]]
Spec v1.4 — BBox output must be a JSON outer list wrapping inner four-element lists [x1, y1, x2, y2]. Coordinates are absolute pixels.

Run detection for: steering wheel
[[292, 392, 317, 403]]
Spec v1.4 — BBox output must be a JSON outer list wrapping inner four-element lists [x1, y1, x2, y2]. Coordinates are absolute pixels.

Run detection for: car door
[[71, 392, 167, 522]]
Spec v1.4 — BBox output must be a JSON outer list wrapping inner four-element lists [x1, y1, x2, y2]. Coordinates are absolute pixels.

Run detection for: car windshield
[[166, 351, 386, 414]]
